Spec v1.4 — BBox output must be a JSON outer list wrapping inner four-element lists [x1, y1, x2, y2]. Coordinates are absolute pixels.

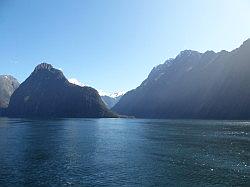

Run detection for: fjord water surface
[[0, 118, 249, 186]]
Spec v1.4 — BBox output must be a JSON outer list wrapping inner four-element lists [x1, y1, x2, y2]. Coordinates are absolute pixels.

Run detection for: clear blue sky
[[1, 0, 250, 93]]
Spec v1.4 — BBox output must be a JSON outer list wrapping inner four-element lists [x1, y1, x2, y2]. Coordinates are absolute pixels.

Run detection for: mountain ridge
[[113, 39, 250, 119]]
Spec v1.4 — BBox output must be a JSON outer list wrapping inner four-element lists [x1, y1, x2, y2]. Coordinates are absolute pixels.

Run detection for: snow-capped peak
[[98, 89, 109, 96], [98, 90, 125, 98], [68, 78, 85, 87], [109, 92, 125, 98]]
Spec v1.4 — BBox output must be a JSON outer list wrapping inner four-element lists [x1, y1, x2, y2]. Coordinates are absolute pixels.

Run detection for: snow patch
[[98, 90, 125, 98], [109, 92, 125, 98], [98, 89, 109, 96], [68, 78, 85, 87]]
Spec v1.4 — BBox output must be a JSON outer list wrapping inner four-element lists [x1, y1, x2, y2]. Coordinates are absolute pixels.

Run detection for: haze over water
[[0, 118, 249, 186]]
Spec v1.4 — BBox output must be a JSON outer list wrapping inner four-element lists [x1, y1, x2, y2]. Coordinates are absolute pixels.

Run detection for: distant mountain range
[[5, 63, 116, 118], [0, 75, 19, 108], [113, 39, 250, 119], [2, 39, 250, 119], [101, 92, 124, 109]]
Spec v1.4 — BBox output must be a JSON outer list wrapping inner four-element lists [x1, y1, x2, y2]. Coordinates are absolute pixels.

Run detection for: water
[[0, 118, 249, 186]]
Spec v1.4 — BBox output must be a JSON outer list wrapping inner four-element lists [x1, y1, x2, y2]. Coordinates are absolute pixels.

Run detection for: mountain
[[101, 92, 124, 109], [6, 63, 116, 118], [113, 39, 250, 119], [0, 75, 20, 108]]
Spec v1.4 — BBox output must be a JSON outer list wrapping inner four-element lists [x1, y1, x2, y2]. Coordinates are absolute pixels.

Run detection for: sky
[[0, 0, 250, 94]]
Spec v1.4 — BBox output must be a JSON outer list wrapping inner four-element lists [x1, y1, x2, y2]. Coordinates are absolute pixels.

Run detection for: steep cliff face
[[113, 39, 250, 119], [0, 75, 20, 108], [7, 63, 116, 118]]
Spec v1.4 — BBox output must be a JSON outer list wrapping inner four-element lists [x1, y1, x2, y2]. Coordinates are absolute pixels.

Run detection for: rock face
[[113, 39, 250, 119], [6, 63, 116, 118], [0, 75, 20, 108]]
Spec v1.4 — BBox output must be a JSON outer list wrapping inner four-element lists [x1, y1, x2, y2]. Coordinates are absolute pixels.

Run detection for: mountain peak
[[31, 63, 65, 81], [0, 75, 17, 80], [180, 50, 200, 55], [176, 50, 201, 60], [35, 63, 53, 71]]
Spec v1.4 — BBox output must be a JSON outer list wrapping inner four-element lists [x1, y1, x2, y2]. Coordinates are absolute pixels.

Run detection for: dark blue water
[[0, 118, 249, 186]]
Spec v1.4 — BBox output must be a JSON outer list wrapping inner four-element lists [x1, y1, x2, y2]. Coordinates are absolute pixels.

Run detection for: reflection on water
[[0, 118, 249, 186]]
